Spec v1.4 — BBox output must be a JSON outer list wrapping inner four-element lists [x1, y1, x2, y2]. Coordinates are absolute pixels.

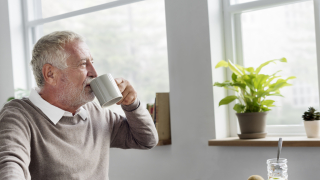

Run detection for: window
[[40, 0, 117, 18], [23, 0, 169, 115], [222, 0, 320, 136], [230, 0, 259, 5]]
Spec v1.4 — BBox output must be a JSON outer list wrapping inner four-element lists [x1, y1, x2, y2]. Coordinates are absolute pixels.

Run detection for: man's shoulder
[[2, 98, 32, 111], [1, 98, 39, 116], [0, 98, 37, 123]]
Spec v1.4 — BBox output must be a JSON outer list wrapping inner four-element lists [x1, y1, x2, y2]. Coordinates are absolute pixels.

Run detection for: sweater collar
[[29, 88, 88, 125]]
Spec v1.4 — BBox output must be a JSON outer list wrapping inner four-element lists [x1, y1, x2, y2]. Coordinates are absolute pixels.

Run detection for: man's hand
[[114, 78, 137, 105]]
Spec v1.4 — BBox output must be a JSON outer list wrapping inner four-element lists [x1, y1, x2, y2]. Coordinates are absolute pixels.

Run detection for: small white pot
[[304, 121, 320, 138]]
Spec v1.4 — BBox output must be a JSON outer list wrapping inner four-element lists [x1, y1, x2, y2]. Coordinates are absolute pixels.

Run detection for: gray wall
[[1, 0, 320, 179]]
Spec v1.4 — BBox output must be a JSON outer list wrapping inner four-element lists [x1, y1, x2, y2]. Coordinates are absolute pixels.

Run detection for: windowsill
[[208, 136, 320, 147]]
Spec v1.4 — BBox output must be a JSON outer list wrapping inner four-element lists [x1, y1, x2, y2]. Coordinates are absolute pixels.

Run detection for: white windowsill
[[208, 135, 320, 147]]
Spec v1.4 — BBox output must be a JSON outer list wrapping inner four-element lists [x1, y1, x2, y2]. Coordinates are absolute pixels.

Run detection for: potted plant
[[302, 107, 320, 138], [213, 58, 295, 139]]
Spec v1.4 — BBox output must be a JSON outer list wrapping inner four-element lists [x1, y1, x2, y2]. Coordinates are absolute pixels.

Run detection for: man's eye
[[81, 63, 87, 66]]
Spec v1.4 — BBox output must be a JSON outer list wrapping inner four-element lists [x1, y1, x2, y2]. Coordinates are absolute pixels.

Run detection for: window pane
[[39, 0, 169, 115], [41, 0, 116, 18], [230, 0, 259, 5], [241, 1, 318, 125]]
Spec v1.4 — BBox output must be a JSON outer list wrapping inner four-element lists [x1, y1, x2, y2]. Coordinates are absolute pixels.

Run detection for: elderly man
[[0, 31, 158, 180]]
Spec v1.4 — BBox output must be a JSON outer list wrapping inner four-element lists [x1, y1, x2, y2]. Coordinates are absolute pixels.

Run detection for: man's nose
[[87, 61, 98, 78]]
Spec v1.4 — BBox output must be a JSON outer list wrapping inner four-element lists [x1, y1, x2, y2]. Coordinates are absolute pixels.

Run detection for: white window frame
[[21, 0, 146, 88], [222, 0, 320, 136]]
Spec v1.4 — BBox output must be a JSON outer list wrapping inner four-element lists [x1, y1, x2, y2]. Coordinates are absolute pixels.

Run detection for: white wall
[[0, 0, 27, 106], [1, 0, 320, 179], [0, 0, 15, 105], [109, 0, 216, 179]]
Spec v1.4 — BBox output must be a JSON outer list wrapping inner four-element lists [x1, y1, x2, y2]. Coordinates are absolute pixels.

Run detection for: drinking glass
[[267, 158, 288, 180]]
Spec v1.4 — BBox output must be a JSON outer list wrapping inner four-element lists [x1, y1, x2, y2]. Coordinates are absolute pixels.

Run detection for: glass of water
[[267, 158, 288, 180]]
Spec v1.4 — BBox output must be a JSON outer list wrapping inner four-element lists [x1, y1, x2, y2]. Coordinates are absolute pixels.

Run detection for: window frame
[[222, 0, 320, 136]]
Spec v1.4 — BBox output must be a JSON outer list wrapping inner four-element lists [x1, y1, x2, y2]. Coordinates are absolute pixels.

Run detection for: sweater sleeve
[[0, 106, 31, 180], [109, 99, 159, 149]]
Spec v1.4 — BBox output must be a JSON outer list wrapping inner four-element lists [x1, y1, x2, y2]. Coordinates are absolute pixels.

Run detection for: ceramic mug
[[90, 73, 123, 107]]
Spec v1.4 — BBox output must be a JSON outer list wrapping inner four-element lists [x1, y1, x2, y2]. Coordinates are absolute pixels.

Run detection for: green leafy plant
[[7, 88, 30, 102], [302, 107, 320, 121], [213, 58, 296, 113]]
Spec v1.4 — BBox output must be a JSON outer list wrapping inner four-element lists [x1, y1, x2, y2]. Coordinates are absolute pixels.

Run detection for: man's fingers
[[114, 77, 137, 105], [115, 78, 127, 93], [116, 87, 136, 105], [114, 78, 123, 86], [116, 88, 130, 105], [121, 94, 136, 105]]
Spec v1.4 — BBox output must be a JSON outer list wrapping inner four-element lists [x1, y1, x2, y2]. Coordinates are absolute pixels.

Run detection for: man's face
[[56, 40, 98, 107]]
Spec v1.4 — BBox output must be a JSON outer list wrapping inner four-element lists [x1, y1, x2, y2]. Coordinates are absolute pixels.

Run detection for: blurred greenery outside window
[[7, 89, 31, 102], [223, 0, 320, 135], [27, 0, 169, 115]]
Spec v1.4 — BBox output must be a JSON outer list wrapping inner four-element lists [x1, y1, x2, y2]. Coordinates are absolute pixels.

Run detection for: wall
[[109, 0, 217, 179], [0, 0, 15, 105], [1, 0, 320, 179], [0, 0, 27, 106]]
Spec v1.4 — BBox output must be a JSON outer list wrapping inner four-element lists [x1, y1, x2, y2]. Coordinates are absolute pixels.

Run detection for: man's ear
[[42, 64, 58, 86]]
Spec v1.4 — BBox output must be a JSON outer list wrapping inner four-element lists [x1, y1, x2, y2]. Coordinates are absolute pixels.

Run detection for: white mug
[[90, 73, 123, 107]]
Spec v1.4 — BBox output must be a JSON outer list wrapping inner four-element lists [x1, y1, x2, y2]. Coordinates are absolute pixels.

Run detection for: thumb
[[114, 78, 123, 85]]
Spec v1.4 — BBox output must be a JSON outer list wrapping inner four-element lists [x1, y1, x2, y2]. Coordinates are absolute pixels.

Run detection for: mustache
[[84, 77, 94, 87]]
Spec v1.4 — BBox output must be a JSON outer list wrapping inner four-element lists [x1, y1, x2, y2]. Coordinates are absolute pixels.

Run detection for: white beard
[[58, 73, 95, 108]]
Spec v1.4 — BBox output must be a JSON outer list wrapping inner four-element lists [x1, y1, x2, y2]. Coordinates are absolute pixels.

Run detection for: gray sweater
[[0, 98, 158, 180]]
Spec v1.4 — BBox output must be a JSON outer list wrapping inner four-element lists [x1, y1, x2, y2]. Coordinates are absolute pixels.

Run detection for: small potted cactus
[[303, 107, 320, 138]]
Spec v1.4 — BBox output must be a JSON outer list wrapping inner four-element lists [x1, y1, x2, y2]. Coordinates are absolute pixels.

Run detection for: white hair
[[30, 31, 84, 88]]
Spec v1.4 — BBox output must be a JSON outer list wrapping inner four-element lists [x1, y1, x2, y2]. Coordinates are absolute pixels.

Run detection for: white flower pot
[[304, 121, 320, 138]]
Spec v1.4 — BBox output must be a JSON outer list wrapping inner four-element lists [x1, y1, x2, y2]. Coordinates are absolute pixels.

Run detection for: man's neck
[[39, 87, 82, 115]]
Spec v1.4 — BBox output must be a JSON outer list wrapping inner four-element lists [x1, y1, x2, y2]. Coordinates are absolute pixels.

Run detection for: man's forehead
[[65, 41, 92, 62], [65, 40, 90, 53]]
